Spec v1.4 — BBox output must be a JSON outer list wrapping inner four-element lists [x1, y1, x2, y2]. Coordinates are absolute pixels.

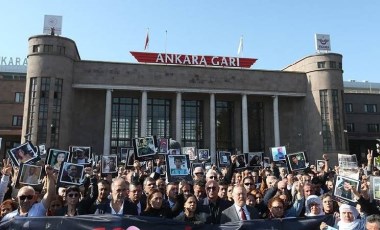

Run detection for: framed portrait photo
[[46, 149, 70, 171], [218, 151, 231, 168], [119, 147, 130, 164], [166, 155, 191, 182], [158, 138, 169, 154], [133, 136, 157, 159], [19, 164, 42, 186], [125, 148, 135, 168], [372, 177, 380, 200], [333, 175, 360, 204], [8, 142, 39, 167], [101, 155, 118, 174], [316, 160, 326, 172], [59, 162, 85, 186], [246, 152, 263, 167], [197, 149, 209, 161], [38, 144, 47, 155], [183, 147, 197, 161], [270, 146, 287, 162], [236, 154, 246, 168], [286, 152, 307, 172], [69, 146, 92, 165], [263, 157, 271, 168]]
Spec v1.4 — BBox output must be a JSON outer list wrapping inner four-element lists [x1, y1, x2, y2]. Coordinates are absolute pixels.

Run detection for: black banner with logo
[[0, 214, 335, 230]]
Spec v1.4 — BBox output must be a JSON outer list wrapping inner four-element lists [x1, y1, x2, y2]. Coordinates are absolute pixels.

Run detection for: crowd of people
[[0, 146, 380, 230]]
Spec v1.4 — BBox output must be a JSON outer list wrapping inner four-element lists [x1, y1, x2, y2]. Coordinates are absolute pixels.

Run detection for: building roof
[[344, 80, 380, 94]]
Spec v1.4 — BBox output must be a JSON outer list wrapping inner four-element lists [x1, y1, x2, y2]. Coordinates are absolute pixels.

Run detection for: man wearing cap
[[220, 185, 259, 223]]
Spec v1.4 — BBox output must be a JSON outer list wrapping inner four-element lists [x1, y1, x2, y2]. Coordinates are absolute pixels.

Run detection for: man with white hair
[[193, 167, 205, 180], [2, 165, 55, 221]]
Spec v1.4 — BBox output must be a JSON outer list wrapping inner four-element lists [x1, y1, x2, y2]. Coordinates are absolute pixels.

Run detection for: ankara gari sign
[[130, 51, 257, 68]]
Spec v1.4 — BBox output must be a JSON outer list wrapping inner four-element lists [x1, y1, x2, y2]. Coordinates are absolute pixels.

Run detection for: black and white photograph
[[70, 146, 92, 165], [198, 149, 209, 161], [101, 155, 118, 174], [166, 155, 191, 182], [119, 147, 129, 164], [246, 152, 263, 167], [125, 148, 135, 167], [286, 152, 307, 171], [333, 175, 360, 204], [316, 160, 326, 172], [8, 142, 38, 167], [19, 164, 42, 185], [338, 153, 359, 180], [46, 149, 70, 171], [168, 149, 180, 155], [270, 146, 287, 162], [158, 138, 169, 154], [133, 136, 157, 158], [59, 162, 85, 185], [263, 157, 271, 168], [183, 147, 197, 161], [236, 154, 246, 168], [191, 162, 204, 176], [218, 151, 231, 167], [38, 144, 47, 155]]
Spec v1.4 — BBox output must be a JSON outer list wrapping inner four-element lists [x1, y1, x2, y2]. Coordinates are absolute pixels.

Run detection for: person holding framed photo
[[170, 156, 188, 175]]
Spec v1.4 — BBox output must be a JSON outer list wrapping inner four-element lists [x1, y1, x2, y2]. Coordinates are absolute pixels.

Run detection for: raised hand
[[1, 158, 12, 176]]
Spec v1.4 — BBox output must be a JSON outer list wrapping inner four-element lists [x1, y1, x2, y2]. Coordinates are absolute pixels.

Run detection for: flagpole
[[144, 28, 149, 51], [237, 35, 243, 57], [165, 30, 168, 55]]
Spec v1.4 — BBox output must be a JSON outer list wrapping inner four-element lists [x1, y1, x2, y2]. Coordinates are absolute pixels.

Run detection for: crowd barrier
[[0, 214, 335, 230]]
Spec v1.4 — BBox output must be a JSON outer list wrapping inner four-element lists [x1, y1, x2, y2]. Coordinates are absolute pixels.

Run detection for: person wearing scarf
[[320, 203, 365, 230], [305, 195, 324, 216]]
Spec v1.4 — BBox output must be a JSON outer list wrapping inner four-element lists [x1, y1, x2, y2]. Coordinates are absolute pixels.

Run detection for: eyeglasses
[[208, 176, 217, 179], [116, 188, 127, 193], [19, 195, 34, 201], [271, 206, 283, 209], [244, 183, 254, 186], [195, 172, 204, 175], [67, 193, 79, 198], [206, 186, 217, 191]]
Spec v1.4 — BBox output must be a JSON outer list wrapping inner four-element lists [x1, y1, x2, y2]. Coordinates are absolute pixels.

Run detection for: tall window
[[216, 101, 234, 150], [368, 124, 380, 133], [12, 116, 23, 126], [111, 97, 139, 151], [320, 90, 332, 151], [15, 92, 24, 103], [345, 103, 353, 113], [182, 100, 203, 148], [27, 78, 38, 141], [332, 90, 342, 150], [147, 99, 171, 138], [37, 77, 51, 144], [365, 104, 377, 113], [248, 102, 265, 151], [50, 79, 63, 148], [346, 123, 355, 132]]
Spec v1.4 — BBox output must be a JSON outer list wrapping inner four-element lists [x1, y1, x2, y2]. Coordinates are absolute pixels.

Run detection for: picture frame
[[125, 148, 135, 168], [168, 149, 180, 155], [218, 151, 231, 168], [119, 147, 130, 164], [59, 162, 85, 186], [333, 175, 360, 204], [19, 164, 42, 185], [372, 176, 380, 200], [46, 149, 70, 171], [154, 154, 167, 176], [270, 146, 287, 162], [101, 155, 118, 174], [316, 160, 326, 172], [158, 138, 169, 154], [183, 147, 197, 161], [38, 144, 47, 155], [263, 157, 271, 168], [286, 152, 307, 172], [8, 142, 39, 167], [246, 152, 263, 167], [69, 146, 92, 165], [236, 154, 246, 168], [166, 155, 191, 183], [197, 149, 209, 161], [133, 136, 157, 159]]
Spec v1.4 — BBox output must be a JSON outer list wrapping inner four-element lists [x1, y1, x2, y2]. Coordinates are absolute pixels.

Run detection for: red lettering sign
[[130, 52, 257, 68]]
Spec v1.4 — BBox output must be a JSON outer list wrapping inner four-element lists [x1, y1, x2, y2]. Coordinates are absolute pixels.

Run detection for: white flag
[[237, 36, 243, 56]]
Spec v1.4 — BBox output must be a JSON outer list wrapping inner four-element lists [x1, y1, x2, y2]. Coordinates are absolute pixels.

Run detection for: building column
[[175, 92, 182, 143], [103, 89, 113, 155], [140, 91, 148, 137], [273, 95, 280, 146], [210, 93, 216, 164], [242, 94, 249, 153]]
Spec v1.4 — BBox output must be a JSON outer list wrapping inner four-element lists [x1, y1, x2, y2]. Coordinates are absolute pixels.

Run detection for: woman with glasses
[[55, 178, 98, 216]]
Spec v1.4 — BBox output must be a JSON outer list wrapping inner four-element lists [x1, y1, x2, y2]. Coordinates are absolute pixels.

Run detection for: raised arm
[[0, 159, 12, 203], [41, 165, 56, 209]]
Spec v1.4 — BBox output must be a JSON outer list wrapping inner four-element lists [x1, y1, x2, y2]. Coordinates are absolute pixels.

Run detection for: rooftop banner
[[315, 34, 331, 52], [130, 51, 257, 68]]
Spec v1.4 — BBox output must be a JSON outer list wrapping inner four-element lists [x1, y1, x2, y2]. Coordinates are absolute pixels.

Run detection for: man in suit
[[94, 178, 137, 215], [220, 185, 259, 223], [61, 164, 81, 183], [128, 182, 145, 215], [197, 179, 232, 224]]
